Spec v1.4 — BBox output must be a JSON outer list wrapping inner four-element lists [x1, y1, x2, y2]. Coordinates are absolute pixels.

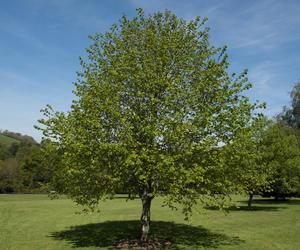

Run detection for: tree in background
[[0, 145, 10, 160], [0, 131, 53, 193], [0, 158, 21, 193], [277, 81, 300, 129], [19, 145, 48, 191], [262, 124, 300, 199], [223, 116, 273, 209], [37, 10, 262, 242], [272, 81, 300, 199]]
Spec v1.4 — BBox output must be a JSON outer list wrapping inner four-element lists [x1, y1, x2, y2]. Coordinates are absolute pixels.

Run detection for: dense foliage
[[222, 117, 274, 208], [0, 131, 53, 193], [277, 81, 300, 129], [37, 10, 263, 240], [261, 124, 300, 199]]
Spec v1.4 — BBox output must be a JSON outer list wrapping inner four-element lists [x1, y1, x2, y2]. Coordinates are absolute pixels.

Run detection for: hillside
[[0, 130, 36, 145], [0, 134, 20, 145]]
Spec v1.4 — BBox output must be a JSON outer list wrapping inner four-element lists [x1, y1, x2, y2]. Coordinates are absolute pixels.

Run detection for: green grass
[[0, 134, 20, 145], [0, 195, 299, 250]]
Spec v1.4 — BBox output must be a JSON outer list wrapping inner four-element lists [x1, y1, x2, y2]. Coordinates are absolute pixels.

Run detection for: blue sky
[[1, 0, 300, 141]]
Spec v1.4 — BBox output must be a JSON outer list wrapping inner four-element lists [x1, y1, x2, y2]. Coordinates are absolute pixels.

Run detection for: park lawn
[[0, 194, 299, 250]]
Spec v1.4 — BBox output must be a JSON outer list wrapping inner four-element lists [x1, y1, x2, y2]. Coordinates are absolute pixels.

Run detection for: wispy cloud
[[0, 69, 73, 104], [250, 62, 277, 96], [24, 0, 114, 30], [214, 0, 300, 50], [0, 18, 44, 50], [248, 60, 294, 117], [129, 0, 300, 50], [129, 0, 223, 19]]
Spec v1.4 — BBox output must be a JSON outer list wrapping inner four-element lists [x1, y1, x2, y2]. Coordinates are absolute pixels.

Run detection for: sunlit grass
[[0, 194, 299, 249]]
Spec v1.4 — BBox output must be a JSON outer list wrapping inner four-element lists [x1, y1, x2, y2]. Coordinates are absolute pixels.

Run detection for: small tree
[[223, 117, 273, 209], [37, 10, 260, 242]]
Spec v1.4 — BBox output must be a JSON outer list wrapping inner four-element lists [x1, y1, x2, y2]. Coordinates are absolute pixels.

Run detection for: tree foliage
[[277, 81, 300, 129], [37, 10, 262, 240], [262, 124, 300, 199], [273, 81, 300, 199], [0, 158, 21, 193], [222, 116, 273, 208], [0, 131, 53, 193]]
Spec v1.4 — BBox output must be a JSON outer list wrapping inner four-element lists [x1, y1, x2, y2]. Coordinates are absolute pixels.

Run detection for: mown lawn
[[0, 194, 299, 250]]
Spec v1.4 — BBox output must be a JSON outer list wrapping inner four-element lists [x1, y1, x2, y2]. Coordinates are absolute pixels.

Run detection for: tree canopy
[[0, 131, 52, 193], [37, 9, 262, 241], [277, 81, 300, 129], [262, 123, 300, 199], [222, 116, 273, 208]]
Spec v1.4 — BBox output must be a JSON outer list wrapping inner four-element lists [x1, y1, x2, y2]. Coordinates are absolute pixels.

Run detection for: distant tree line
[[0, 131, 54, 193]]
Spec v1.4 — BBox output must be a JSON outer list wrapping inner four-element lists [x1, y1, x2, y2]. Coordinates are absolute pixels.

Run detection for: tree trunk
[[248, 194, 253, 209], [140, 195, 152, 242]]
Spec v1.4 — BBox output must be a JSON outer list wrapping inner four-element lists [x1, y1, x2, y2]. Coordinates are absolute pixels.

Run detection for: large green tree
[[37, 10, 261, 241]]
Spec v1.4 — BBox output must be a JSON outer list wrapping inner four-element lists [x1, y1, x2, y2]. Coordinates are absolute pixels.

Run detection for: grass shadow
[[51, 220, 243, 249], [242, 199, 300, 205], [205, 205, 283, 212]]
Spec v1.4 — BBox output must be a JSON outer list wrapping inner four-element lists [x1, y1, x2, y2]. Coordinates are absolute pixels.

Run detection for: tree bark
[[248, 194, 253, 209], [140, 195, 152, 242]]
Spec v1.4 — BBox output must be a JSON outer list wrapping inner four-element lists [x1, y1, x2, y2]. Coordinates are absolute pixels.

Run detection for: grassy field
[[0, 194, 299, 250]]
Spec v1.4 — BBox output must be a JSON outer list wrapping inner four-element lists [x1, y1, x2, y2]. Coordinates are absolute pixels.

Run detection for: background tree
[[37, 10, 261, 242], [261, 124, 300, 199], [19, 145, 52, 192], [0, 158, 21, 193], [0, 131, 53, 194], [277, 81, 300, 129], [223, 116, 273, 209], [0, 145, 10, 160], [273, 81, 300, 199]]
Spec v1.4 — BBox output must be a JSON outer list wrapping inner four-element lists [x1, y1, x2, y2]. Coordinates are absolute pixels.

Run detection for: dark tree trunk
[[248, 194, 253, 209], [140, 195, 152, 242]]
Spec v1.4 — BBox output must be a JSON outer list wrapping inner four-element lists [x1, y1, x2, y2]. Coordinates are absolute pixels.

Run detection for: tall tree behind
[[262, 124, 300, 199], [277, 81, 300, 129]]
